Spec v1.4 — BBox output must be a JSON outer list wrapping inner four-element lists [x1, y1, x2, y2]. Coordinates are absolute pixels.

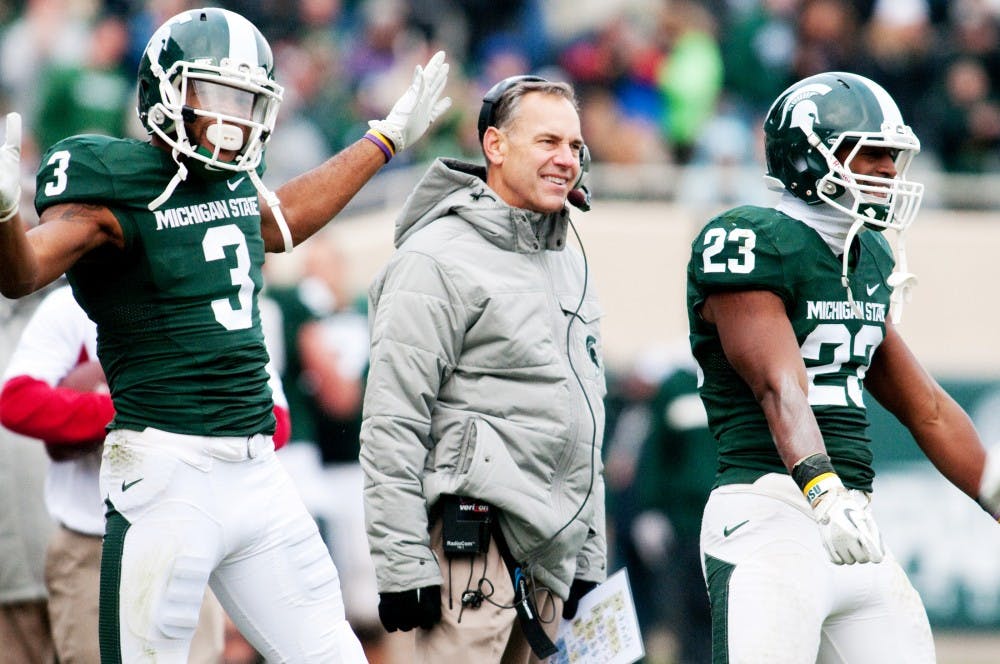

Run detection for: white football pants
[[700, 473, 934, 664], [99, 427, 367, 663]]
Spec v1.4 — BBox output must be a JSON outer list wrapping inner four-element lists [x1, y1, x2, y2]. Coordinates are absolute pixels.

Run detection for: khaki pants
[[414, 518, 563, 664], [0, 600, 53, 664], [45, 525, 224, 663]]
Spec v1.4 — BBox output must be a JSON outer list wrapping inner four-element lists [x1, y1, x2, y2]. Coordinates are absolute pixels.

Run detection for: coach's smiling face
[[484, 92, 583, 215]]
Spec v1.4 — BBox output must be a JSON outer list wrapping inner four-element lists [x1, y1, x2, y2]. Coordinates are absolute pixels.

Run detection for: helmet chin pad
[[206, 122, 244, 151]]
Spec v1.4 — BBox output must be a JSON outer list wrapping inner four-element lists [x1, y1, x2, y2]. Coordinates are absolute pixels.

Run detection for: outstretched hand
[[368, 51, 452, 154], [0, 112, 21, 222]]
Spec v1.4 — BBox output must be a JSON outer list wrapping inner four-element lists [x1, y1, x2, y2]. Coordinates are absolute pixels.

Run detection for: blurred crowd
[[2, 0, 1000, 187]]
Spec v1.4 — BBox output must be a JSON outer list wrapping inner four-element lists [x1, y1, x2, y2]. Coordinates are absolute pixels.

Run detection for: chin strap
[[147, 147, 294, 253], [840, 217, 916, 325], [886, 233, 917, 324], [840, 216, 866, 320], [148, 149, 188, 211], [248, 167, 294, 253]]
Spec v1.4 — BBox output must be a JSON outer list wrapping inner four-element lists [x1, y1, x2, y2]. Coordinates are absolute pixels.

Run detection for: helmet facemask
[[812, 130, 923, 323], [146, 57, 283, 175], [815, 130, 923, 235]]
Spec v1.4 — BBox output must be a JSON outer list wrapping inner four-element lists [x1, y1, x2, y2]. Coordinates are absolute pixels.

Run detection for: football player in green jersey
[[688, 72, 999, 662], [0, 7, 449, 663]]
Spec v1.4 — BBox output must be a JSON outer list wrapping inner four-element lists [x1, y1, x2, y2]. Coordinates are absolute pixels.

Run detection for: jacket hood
[[393, 158, 570, 252]]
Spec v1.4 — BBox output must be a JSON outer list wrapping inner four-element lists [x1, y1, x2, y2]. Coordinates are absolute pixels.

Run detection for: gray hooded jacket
[[360, 159, 607, 599]]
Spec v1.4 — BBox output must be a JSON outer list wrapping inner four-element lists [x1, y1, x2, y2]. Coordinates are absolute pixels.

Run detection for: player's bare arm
[[865, 321, 986, 498], [260, 139, 385, 252], [703, 288, 827, 470], [260, 50, 451, 253], [0, 203, 122, 298]]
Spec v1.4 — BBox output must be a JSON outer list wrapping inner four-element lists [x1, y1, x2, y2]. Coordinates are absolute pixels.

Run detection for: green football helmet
[[763, 71, 923, 234], [137, 7, 283, 175]]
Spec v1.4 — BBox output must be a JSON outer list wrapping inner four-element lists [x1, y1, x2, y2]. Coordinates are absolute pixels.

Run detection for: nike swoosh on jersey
[[723, 520, 750, 537], [227, 176, 246, 191], [866, 283, 881, 296], [121, 478, 144, 492]]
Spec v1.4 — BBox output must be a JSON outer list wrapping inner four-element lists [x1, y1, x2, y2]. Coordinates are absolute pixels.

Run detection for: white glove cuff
[[367, 119, 402, 155], [978, 445, 1000, 519]]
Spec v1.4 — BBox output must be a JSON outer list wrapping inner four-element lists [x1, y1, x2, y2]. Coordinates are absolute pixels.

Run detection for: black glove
[[377, 585, 442, 632], [562, 579, 598, 620]]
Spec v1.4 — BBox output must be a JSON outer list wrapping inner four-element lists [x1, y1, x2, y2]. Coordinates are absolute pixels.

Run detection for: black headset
[[477, 75, 591, 210]]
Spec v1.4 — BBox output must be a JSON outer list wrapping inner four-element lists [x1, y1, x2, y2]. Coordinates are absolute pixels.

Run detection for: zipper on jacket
[[457, 419, 477, 474]]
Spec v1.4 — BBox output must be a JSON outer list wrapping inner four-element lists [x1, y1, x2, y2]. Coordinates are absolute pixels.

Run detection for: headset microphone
[[567, 144, 591, 211]]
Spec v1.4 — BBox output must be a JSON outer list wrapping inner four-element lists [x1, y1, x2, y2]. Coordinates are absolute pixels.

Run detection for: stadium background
[[4, 0, 1000, 660]]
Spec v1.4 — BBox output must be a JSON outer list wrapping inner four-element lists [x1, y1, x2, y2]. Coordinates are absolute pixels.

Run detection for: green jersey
[[687, 205, 895, 491], [35, 135, 274, 436]]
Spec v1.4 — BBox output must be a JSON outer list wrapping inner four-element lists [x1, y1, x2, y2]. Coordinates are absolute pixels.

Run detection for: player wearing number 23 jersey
[[686, 72, 1000, 663], [35, 134, 273, 437], [688, 204, 892, 492]]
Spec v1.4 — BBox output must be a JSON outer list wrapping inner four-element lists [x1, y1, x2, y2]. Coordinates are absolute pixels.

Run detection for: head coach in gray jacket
[[360, 76, 607, 663]]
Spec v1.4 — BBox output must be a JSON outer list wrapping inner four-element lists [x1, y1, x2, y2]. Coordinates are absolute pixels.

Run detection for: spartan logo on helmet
[[779, 82, 832, 138]]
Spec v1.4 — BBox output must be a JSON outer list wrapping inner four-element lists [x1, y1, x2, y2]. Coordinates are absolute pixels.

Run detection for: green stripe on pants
[[704, 554, 735, 664], [100, 499, 129, 664]]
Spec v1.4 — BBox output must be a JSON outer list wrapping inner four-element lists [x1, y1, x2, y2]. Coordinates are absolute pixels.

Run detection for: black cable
[[536, 216, 599, 548]]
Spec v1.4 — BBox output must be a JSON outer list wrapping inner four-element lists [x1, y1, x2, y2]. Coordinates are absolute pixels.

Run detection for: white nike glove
[[793, 452, 884, 565], [977, 444, 1000, 520], [810, 480, 884, 565], [0, 112, 22, 223], [367, 50, 451, 154]]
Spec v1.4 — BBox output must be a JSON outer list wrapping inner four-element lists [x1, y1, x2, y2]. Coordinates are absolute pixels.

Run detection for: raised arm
[[259, 51, 451, 252]]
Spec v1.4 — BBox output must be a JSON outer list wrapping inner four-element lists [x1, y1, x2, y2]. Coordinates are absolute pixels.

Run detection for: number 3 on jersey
[[203, 224, 253, 331], [702, 227, 756, 274]]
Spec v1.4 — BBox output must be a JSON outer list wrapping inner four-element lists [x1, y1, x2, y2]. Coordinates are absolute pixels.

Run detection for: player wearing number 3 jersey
[[36, 137, 275, 435], [688, 72, 1000, 663], [0, 6, 451, 663]]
